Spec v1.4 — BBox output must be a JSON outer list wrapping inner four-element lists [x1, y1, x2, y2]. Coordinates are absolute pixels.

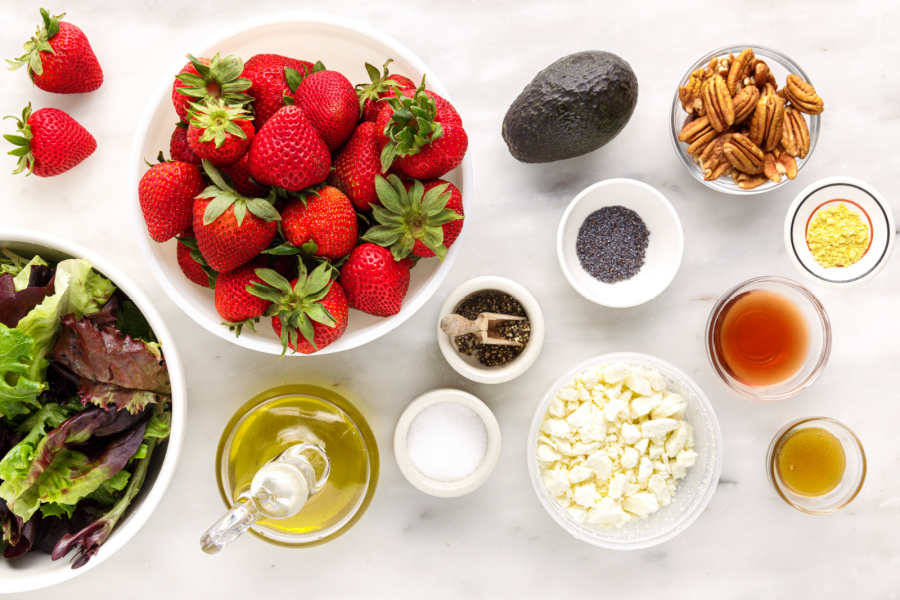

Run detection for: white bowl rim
[[127, 11, 473, 355], [436, 276, 545, 384], [0, 227, 186, 593], [393, 388, 501, 497], [783, 176, 896, 289], [556, 178, 684, 308], [526, 351, 723, 550]]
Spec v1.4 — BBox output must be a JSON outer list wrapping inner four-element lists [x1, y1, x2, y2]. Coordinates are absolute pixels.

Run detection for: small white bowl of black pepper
[[557, 178, 684, 308], [437, 276, 545, 384]]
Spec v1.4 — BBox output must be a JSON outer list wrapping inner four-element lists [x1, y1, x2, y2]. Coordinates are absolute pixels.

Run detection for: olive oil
[[716, 289, 809, 387], [217, 385, 378, 547], [776, 426, 846, 497]]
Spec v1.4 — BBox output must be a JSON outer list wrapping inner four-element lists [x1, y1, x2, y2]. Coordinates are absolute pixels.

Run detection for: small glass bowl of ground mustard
[[785, 176, 895, 289], [437, 276, 545, 384], [767, 417, 866, 514]]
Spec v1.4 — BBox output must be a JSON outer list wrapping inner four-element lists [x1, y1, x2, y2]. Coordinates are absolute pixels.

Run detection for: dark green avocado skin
[[502, 51, 638, 163]]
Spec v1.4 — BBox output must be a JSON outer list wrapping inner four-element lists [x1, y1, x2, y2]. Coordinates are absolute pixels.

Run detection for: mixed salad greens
[[0, 249, 172, 569]]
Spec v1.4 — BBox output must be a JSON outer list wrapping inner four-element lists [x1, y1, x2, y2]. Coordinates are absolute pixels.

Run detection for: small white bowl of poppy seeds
[[557, 179, 684, 308]]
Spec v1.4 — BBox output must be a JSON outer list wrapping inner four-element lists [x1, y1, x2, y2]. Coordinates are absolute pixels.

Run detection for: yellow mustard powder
[[806, 203, 870, 268]]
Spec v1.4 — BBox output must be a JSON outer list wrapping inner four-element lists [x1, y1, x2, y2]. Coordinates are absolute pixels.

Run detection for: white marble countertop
[[3, 0, 899, 597]]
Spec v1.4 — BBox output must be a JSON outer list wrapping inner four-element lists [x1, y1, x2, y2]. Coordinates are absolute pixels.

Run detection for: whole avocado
[[502, 51, 638, 163]]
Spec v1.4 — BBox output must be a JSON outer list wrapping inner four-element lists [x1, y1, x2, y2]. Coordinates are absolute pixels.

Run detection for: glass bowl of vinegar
[[705, 276, 831, 400]]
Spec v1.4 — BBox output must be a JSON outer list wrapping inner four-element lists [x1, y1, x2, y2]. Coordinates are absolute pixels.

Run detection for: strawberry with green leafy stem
[[186, 99, 255, 167], [192, 160, 280, 272], [243, 54, 316, 130], [222, 153, 267, 198], [356, 59, 416, 123], [172, 53, 252, 124], [292, 68, 359, 151], [248, 262, 349, 355], [376, 81, 468, 180], [7, 8, 103, 94], [362, 174, 463, 261], [248, 105, 331, 192], [328, 121, 384, 211], [338, 243, 411, 317], [176, 232, 217, 288], [138, 154, 205, 242], [281, 186, 358, 261], [4, 102, 96, 177], [214, 258, 270, 335]]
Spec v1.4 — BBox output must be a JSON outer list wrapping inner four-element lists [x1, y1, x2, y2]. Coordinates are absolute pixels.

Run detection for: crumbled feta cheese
[[621, 446, 640, 469], [651, 393, 686, 419], [641, 418, 679, 440], [573, 483, 601, 508], [620, 423, 641, 445], [537, 443, 561, 462], [622, 492, 659, 518]]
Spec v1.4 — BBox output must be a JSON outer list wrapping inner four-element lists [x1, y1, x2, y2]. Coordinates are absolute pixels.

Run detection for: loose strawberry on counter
[[8, 8, 103, 94], [243, 54, 315, 130], [192, 160, 280, 272], [292, 69, 359, 151], [328, 121, 385, 211], [248, 105, 331, 192], [172, 53, 252, 124], [377, 82, 468, 180], [248, 262, 349, 355], [281, 186, 359, 261], [138, 156, 205, 242], [186, 99, 255, 167], [356, 60, 416, 123], [4, 103, 96, 177], [338, 243, 411, 318]]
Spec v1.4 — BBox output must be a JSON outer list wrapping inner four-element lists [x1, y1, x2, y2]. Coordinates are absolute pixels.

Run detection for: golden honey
[[776, 426, 845, 497]]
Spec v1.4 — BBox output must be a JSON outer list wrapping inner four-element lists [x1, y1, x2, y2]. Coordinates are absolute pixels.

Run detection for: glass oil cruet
[[200, 384, 379, 552]]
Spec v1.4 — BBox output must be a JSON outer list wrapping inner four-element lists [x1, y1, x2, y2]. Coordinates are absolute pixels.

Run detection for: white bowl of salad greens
[[0, 228, 185, 593]]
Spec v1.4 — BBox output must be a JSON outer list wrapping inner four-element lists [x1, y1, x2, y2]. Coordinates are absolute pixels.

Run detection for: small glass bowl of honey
[[766, 417, 866, 514], [705, 276, 831, 400]]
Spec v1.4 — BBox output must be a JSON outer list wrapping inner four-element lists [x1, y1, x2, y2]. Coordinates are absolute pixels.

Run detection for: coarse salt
[[407, 402, 487, 482]]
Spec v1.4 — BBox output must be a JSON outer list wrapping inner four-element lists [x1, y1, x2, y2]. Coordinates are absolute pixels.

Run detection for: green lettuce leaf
[[0, 324, 45, 419], [0, 402, 76, 484], [82, 469, 131, 508], [0, 250, 29, 278], [59, 259, 114, 318], [40, 502, 78, 519]]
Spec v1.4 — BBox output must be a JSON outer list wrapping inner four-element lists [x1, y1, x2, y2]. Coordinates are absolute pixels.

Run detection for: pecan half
[[678, 66, 706, 113], [763, 148, 799, 183], [697, 134, 733, 181], [748, 92, 785, 151], [732, 171, 768, 190], [784, 74, 824, 115], [751, 59, 770, 88], [732, 86, 760, 124], [781, 107, 811, 158], [701, 75, 735, 132], [678, 115, 716, 155], [727, 49, 755, 96], [724, 133, 765, 174]]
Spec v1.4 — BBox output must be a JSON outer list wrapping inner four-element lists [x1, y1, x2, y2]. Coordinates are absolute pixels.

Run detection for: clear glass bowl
[[670, 44, 822, 195], [527, 353, 723, 550], [767, 417, 866, 514], [706, 276, 831, 400]]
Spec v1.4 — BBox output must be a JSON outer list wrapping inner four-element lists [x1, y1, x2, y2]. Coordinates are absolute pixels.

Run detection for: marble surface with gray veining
[[2, 0, 899, 597]]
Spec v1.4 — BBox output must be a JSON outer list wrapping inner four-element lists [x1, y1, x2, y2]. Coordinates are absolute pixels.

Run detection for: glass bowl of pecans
[[670, 45, 823, 194]]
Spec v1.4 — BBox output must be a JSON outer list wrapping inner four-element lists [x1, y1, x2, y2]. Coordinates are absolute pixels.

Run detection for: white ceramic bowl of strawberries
[[129, 12, 472, 355]]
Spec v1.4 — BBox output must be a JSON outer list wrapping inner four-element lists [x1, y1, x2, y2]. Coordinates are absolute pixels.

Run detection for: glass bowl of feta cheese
[[527, 352, 723, 549]]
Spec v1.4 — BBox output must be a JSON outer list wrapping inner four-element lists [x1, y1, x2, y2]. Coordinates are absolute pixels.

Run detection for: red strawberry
[[172, 54, 252, 124], [222, 152, 266, 198], [328, 121, 385, 211], [248, 263, 349, 355], [248, 105, 331, 192], [377, 86, 468, 180], [293, 70, 358, 151], [4, 103, 96, 177], [170, 124, 201, 165], [281, 186, 358, 260], [362, 175, 463, 261], [9, 9, 103, 94], [338, 243, 410, 317], [356, 60, 416, 123], [176, 232, 215, 288], [138, 158, 205, 242], [186, 99, 255, 167], [214, 259, 271, 334], [192, 161, 280, 272], [243, 54, 315, 130]]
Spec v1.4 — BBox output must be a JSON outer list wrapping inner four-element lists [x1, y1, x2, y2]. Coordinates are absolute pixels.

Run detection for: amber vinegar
[[776, 427, 846, 497]]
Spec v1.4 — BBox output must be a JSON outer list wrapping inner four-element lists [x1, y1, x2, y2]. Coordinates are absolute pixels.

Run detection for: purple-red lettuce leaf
[[78, 382, 161, 415], [2, 509, 35, 559], [53, 437, 158, 569], [0, 407, 149, 522], [42, 362, 81, 406]]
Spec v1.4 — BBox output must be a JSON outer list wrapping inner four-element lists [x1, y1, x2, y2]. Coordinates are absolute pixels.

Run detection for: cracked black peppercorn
[[453, 290, 531, 367]]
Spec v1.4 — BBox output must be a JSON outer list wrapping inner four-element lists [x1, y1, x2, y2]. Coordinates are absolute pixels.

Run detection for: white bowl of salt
[[393, 389, 502, 497]]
